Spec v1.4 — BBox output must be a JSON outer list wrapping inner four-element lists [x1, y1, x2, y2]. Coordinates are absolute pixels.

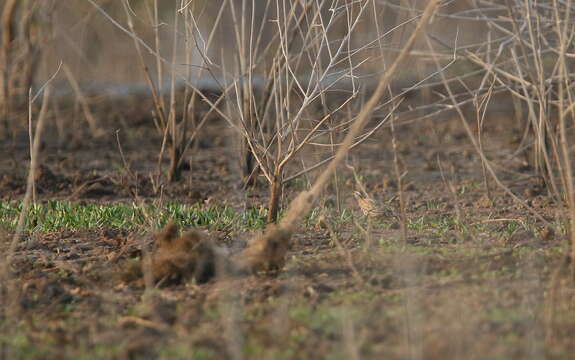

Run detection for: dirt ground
[[1, 94, 573, 359]]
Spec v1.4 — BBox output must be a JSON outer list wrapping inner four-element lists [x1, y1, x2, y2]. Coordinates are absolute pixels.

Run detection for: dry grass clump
[[234, 224, 292, 274], [122, 222, 292, 287], [150, 222, 219, 285]]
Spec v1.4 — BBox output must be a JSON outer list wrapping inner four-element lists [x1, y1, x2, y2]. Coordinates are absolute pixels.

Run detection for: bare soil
[[1, 97, 572, 359]]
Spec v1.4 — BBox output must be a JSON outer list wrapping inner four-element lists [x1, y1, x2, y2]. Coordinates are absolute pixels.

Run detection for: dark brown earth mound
[[121, 222, 292, 287]]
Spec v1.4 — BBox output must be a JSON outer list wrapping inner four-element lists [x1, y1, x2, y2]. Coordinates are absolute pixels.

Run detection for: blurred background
[[30, 1, 486, 90]]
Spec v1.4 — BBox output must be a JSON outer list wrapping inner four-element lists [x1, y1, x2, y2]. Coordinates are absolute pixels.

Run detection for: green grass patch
[[0, 200, 268, 233]]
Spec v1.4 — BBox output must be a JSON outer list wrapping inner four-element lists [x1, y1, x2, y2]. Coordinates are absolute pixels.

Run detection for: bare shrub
[[115, 0, 222, 184], [202, 0, 409, 222]]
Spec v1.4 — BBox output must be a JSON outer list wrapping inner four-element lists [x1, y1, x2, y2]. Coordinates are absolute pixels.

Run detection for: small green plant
[[0, 200, 267, 233]]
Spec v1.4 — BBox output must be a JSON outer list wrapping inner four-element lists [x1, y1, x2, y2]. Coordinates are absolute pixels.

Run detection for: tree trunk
[[267, 174, 282, 223], [241, 137, 255, 185], [0, 0, 17, 138], [168, 145, 182, 182]]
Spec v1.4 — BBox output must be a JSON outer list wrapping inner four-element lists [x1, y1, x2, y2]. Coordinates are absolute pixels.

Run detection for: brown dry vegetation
[[2, 1, 575, 359]]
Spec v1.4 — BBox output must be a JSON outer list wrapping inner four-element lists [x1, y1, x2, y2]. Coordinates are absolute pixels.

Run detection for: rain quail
[[353, 191, 397, 219]]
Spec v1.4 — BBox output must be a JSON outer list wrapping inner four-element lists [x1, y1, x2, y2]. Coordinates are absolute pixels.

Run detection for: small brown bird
[[353, 191, 396, 219]]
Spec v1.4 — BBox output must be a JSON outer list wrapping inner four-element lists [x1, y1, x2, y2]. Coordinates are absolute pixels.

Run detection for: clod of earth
[[123, 222, 292, 286], [151, 222, 219, 285], [234, 224, 292, 274]]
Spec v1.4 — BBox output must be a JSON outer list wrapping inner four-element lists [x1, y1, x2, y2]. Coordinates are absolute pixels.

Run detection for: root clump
[[122, 222, 293, 286]]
